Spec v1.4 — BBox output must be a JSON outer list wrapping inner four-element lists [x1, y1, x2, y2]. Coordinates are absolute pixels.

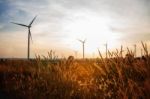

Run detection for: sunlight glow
[[63, 12, 122, 57]]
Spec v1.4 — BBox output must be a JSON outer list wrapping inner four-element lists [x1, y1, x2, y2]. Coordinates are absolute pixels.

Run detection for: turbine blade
[[78, 39, 83, 43], [29, 29, 33, 43], [11, 22, 28, 27], [29, 16, 37, 26], [30, 33, 33, 43]]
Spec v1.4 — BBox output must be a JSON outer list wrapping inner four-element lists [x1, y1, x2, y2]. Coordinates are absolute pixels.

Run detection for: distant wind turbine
[[11, 16, 37, 60], [104, 43, 108, 59], [78, 39, 86, 59], [120, 45, 124, 57], [133, 44, 137, 57], [74, 50, 78, 59]]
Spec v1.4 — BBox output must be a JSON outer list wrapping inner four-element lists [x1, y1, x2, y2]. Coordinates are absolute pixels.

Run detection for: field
[[0, 47, 150, 99]]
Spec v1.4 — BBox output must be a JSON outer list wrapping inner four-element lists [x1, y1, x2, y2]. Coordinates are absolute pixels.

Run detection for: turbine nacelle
[[28, 26, 32, 28], [11, 16, 37, 28], [78, 39, 86, 44]]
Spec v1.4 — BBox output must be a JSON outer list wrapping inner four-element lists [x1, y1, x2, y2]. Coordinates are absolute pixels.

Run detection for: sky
[[0, 0, 150, 58]]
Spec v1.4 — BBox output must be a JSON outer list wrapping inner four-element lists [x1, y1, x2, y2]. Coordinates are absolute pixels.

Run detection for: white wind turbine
[[11, 16, 37, 60], [78, 39, 86, 59]]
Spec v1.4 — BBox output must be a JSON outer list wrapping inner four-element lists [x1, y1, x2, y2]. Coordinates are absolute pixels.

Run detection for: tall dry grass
[[0, 43, 149, 99]]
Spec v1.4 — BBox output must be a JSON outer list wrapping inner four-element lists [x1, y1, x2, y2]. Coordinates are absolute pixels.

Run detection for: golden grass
[[0, 43, 149, 99]]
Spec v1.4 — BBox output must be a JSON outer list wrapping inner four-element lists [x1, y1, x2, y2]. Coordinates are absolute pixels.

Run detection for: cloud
[[0, 24, 4, 29], [4, 0, 150, 29], [0, 0, 150, 57]]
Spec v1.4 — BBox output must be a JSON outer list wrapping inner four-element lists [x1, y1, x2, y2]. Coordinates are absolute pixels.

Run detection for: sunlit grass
[[0, 42, 149, 99]]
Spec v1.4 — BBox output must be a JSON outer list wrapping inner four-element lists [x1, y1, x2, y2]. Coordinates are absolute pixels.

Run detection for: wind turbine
[[78, 39, 86, 59], [11, 16, 37, 60], [74, 50, 78, 59], [120, 45, 125, 57], [133, 44, 137, 57], [104, 43, 108, 59]]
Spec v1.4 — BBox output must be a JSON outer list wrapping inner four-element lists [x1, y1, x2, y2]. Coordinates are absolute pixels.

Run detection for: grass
[[0, 44, 150, 99]]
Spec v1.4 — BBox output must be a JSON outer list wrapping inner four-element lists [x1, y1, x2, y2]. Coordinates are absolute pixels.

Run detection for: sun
[[63, 11, 122, 57]]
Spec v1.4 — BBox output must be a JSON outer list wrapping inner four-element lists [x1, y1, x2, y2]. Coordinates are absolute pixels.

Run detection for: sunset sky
[[0, 0, 150, 58]]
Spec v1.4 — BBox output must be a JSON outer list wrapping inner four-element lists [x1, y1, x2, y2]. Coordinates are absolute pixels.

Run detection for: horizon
[[0, 0, 150, 58]]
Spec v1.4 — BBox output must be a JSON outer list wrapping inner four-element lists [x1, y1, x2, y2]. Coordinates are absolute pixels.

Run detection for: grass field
[[0, 46, 150, 99]]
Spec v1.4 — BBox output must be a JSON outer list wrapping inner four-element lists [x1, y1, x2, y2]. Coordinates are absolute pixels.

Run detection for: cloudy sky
[[0, 0, 150, 58]]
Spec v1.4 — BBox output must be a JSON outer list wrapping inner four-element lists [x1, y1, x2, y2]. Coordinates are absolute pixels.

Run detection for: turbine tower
[[133, 44, 137, 57], [120, 45, 124, 57], [11, 16, 37, 60], [78, 39, 86, 59]]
